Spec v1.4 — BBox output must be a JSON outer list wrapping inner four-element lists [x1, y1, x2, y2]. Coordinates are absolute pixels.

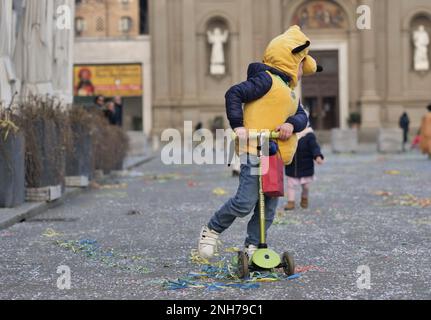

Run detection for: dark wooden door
[[302, 50, 339, 130]]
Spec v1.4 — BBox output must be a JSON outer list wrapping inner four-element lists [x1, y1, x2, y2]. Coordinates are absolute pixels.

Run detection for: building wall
[[74, 0, 152, 135], [75, 0, 140, 37], [150, 0, 431, 134], [74, 37, 152, 135]]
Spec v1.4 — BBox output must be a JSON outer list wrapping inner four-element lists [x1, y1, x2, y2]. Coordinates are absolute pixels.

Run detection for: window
[[96, 17, 105, 32], [75, 17, 86, 36], [139, 0, 149, 34], [119, 16, 133, 33]]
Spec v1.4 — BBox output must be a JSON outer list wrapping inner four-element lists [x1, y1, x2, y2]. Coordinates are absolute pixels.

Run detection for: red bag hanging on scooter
[[261, 152, 285, 197]]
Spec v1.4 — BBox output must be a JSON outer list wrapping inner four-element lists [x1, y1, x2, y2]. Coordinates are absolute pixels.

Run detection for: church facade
[[150, 0, 431, 136]]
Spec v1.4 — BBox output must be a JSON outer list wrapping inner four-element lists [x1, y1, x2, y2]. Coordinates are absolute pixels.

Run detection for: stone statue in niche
[[413, 25, 430, 71], [207, 27, 228, 75]]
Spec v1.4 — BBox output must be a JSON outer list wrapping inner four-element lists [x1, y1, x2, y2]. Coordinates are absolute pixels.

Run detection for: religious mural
[[292, 0, 348, 29]]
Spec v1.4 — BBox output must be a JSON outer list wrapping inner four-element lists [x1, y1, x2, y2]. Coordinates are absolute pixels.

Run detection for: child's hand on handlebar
[[234, 127, 248, 140], [275, 123, 294, 141]]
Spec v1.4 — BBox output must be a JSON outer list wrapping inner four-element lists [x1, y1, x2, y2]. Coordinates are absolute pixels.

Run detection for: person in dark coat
[[284, 126, 324, 210], [104, 100, 117, 125], [399, 112, 410, 151], [113, 96, 123, 127]]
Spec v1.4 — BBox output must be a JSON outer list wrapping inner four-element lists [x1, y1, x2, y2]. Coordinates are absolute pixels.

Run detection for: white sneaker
[[198, 226, 219, 259], [246, 244, 258, 258]]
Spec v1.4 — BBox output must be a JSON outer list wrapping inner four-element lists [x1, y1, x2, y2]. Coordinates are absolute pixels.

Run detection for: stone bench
[[377, 128, 403, 153], [331, 129, 359, 153]]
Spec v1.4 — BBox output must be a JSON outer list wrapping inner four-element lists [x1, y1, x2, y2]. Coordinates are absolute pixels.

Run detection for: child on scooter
[[197, 26, 322, 259]]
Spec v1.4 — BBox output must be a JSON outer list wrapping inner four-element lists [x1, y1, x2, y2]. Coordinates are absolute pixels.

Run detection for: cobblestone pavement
[[1, 149, 430, 300]]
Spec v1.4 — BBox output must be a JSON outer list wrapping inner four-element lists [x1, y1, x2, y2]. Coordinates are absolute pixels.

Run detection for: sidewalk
[[0, 153, 155, 231]]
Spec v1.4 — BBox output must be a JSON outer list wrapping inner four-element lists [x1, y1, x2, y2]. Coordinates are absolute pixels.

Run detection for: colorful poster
[[74, 64, 143, 97]]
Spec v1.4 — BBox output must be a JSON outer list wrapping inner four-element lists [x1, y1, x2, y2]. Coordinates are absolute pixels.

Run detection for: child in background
[[284, 125, 324, 210]]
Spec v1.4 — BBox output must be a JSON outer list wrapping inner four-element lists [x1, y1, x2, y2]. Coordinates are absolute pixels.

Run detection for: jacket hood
[[262, 25, 322, 88]]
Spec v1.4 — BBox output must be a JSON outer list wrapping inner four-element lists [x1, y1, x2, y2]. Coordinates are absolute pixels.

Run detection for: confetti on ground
[[55, 239, 150, 274], [273, 211, 301, 225], [144, 173, 195, 184], [374, 192, 431, 208], [163, 261, 301, 291], [165, 249, 306, 291], [213, 188, 227, 196], [99, 183, 128, 190], [384, 170, 401, 175], [409, 218, 431, 226], [374, 191, 393, 197], [187, 180, 198, 187], [95, 191, 128, 199], [42, 228, 62, 238], [295, 265, 325, 273], [0, 231, 14, 237]]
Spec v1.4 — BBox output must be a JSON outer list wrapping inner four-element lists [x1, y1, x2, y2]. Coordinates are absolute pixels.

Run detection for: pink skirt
[[287, 176, 315, 187]]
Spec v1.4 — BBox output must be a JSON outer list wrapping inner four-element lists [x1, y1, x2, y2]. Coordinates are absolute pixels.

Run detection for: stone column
[[359, 0, 381, 128], [239, 0, 254, 79], [52, 0, 75, 104], [13, 0, 55, 98], [182, 0, 197, 104], [0, 0, 15, 106]]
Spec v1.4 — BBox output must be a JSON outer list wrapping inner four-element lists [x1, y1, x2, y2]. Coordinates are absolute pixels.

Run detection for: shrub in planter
[[348, 112, 361, 129], [0, 110, 25, 208], [16, 98, 69, 201], [91, 111, 129, 174], [65, 107, 94, 186]]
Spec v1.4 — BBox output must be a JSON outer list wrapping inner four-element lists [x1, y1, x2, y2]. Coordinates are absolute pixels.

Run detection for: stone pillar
[[182, 0, 197, 104], [239, 0, 254, 79], [359, 0, 381, 129], [0, 0, 16, 106], [13, 0, 55, 98], [52, 0, 75, 104]]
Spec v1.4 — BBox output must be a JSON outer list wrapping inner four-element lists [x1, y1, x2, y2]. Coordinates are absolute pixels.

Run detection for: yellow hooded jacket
[[242, 25, 320, 164]]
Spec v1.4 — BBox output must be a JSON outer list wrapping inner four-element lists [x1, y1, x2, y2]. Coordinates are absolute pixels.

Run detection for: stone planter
[[378, 128, 403, 153], [0, 132, 25, 208], [331, 128, 358, 153], [25, 118, 66, 201], [66, 123, 93, 187], [26, 185, 62, 202]]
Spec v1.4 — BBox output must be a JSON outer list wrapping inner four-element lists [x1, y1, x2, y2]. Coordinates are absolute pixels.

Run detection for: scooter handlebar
[[231, 131, 280, 140]]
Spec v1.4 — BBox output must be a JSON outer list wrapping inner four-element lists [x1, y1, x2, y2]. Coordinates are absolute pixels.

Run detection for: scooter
[[232, 131, 295, 279]]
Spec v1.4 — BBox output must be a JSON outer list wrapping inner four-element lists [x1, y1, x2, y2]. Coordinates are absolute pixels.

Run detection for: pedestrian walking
[[399, 112, 410, 151], [113, 96, 123, 127], [104, 100, 117, 125]]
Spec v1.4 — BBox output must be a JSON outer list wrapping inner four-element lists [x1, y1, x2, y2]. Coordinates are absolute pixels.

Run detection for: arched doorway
[[288, 0, 351, 130]]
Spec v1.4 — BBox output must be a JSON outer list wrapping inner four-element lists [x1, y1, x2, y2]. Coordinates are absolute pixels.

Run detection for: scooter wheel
[[281, 252, 295, 276], [237, 251, 250, 279]]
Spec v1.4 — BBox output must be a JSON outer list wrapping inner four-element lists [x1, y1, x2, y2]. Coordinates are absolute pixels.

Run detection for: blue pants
[[208, 156, 279, 246]]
